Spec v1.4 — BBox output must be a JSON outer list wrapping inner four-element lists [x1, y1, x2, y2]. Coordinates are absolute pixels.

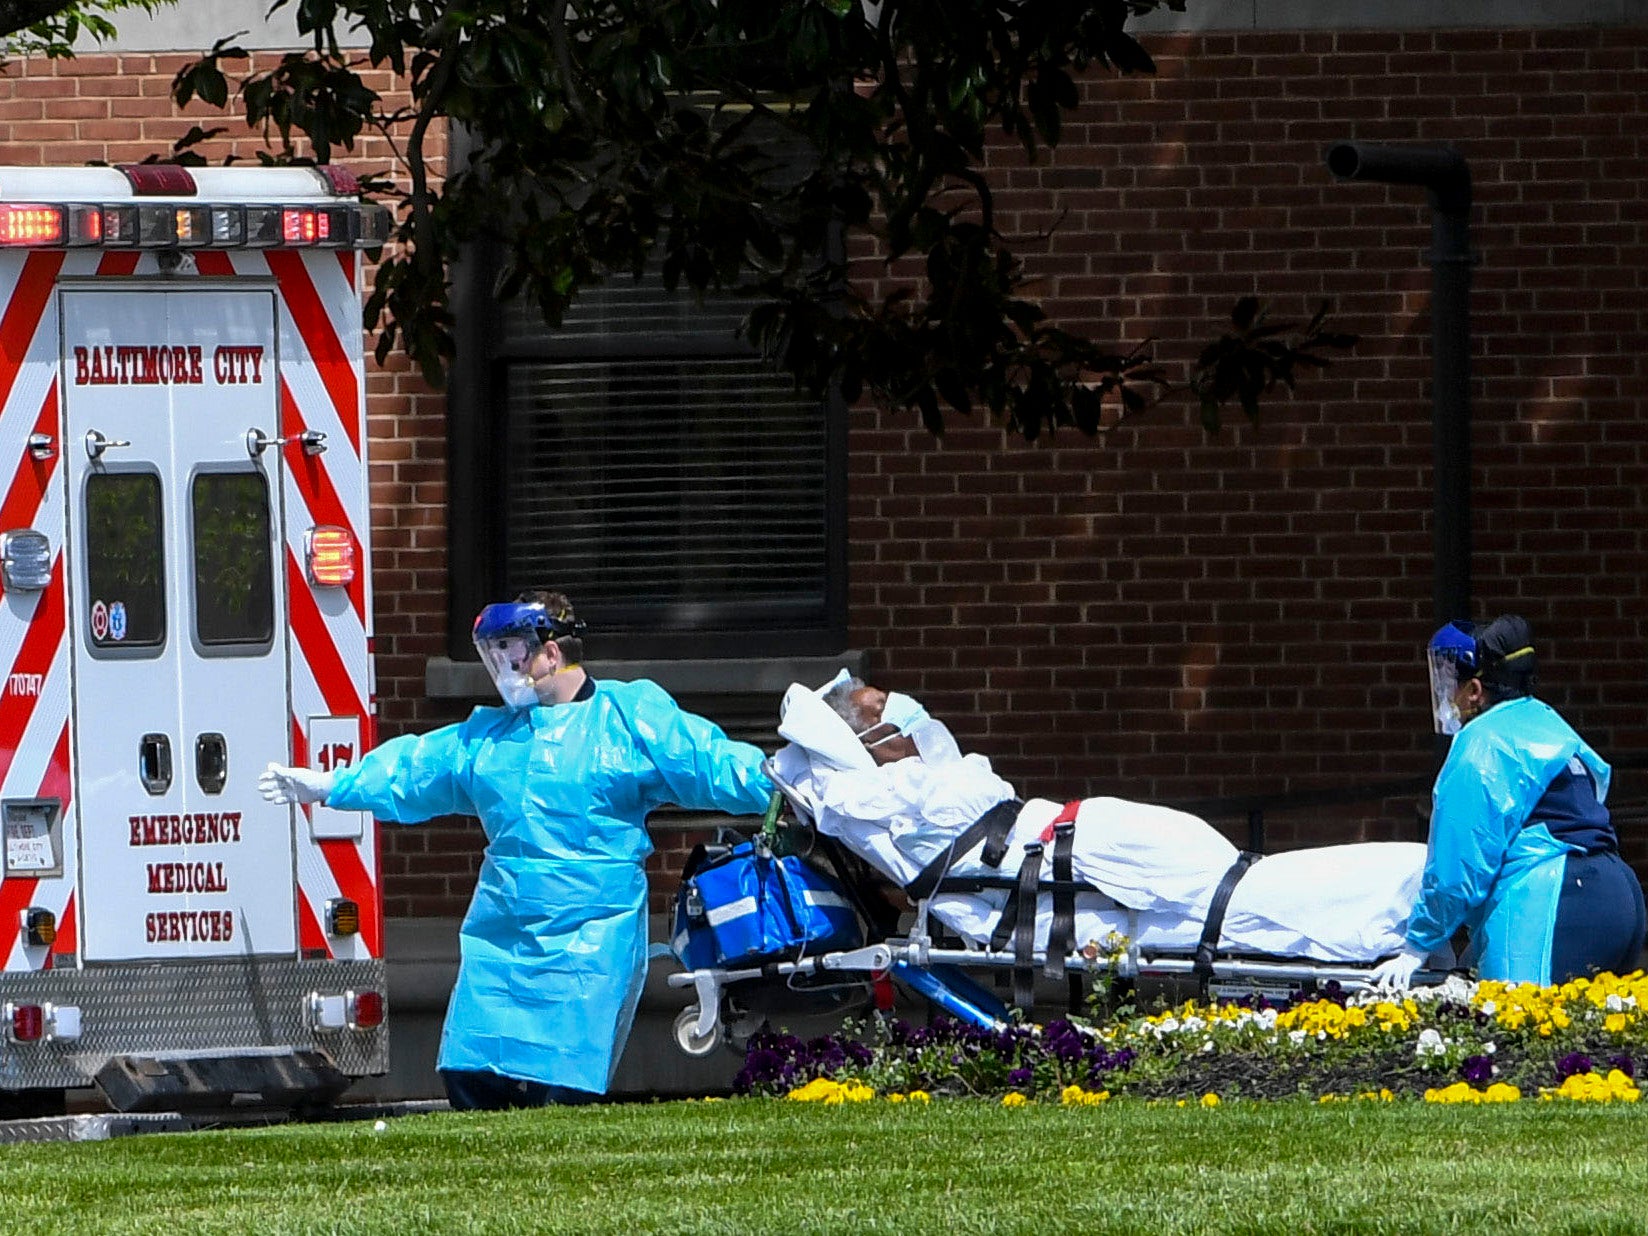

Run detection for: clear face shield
[[1426, 621, 1478, 736], [1427, 650, 1466, 736], [472, 605, 552, 709]]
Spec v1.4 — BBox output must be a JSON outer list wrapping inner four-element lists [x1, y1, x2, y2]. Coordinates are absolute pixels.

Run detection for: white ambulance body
[[0, 165, 388, 1103]]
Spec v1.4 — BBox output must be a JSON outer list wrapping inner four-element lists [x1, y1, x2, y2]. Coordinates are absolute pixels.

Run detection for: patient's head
[[822, 677, 919, 766]]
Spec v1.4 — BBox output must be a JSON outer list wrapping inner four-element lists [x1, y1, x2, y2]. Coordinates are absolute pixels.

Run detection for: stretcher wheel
[[674, 1006, 723, 1057]]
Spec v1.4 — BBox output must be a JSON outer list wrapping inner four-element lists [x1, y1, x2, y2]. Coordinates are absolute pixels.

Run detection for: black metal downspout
[[1325, 142, 1474, 628]]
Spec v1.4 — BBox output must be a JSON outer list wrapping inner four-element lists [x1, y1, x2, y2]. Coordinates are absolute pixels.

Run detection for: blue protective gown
[[1404, 696, 1611, 986], [327, 678, 772, 1093]]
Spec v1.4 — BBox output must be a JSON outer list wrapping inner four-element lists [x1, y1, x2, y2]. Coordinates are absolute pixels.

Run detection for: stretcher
[[666, 762, 1451, 1057]]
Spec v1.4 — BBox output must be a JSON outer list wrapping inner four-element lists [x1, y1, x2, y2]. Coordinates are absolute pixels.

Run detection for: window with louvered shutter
[[463, 267, 844, 657]]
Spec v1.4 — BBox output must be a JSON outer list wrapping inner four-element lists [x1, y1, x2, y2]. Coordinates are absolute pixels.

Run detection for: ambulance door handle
[[246, 428, 328, 458], [139, 733, 173, 795], [195, 733, 227, 795], [85, 430, 131, 461]]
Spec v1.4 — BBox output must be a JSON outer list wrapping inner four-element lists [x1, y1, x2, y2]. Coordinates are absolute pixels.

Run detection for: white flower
[[1201, 1040, 1215, 1054], [1181, 1016, 1206, 1033], [1607, 994, 1626, 1012], [1289, 1030, 1307, 1046], [1158, 1017, 1180, 1034], [1483, 1042, 1496, 1055], [1480, 1000, 1497, 1016], [1416, 1028, 1447, 1058]]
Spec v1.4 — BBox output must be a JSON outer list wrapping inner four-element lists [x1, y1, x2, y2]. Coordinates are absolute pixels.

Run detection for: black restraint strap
[[905, 798, 1022, 902], [1044, 820, 1078, 980], [1193, 851, 1262, 980], [1008, 843, 1045, 1011]]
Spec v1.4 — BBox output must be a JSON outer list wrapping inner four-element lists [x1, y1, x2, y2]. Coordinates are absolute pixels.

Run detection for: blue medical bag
[[671, 838, 863, 970]]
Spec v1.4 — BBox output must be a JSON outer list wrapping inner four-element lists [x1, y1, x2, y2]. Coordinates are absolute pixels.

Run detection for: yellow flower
[[1543, 1071, 1641, 1103], [1424, 1082, 1515, 1105], [786, 1078, 874, 1104], [907, 1090, 931, 1104], [1200, 1093, 1220, 1108], [886, 1093, 906, 1104], [1605, 1012, 1629, 1034], [1001, 1092, 1028, 1107]]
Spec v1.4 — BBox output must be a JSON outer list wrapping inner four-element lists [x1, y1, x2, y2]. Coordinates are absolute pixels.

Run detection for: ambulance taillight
[[306, 526, 356, 587], [0, 204, 62, 246], [7, 1003, 42, 1042], [350, 990, 385, 1030]]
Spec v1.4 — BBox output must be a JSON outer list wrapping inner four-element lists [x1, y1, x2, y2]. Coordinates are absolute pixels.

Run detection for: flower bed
[[735, 971, 1648, 1104]]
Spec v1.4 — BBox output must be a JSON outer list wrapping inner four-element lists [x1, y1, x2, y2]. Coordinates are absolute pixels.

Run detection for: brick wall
[[849, 26, 1648, 868], [7, 25, 1648, 914]]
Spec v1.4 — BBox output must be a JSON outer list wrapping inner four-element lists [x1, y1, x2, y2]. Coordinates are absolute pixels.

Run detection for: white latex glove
[[258, 762, 335, 806], [1369, 946, 1427, 993]]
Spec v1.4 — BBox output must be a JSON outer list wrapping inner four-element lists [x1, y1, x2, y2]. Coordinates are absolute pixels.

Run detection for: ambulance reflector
[[6, 1003, 43, 1042], [350, 990, 385, 1030], [325, 897, 360, 937], [306, 526, 356, 587], [309, 992, 348, 1032], [49, 1005, 82, 1041], [21, 907, 55, 948], [0, 529, 51, 591], [0, 204, 63, 245]]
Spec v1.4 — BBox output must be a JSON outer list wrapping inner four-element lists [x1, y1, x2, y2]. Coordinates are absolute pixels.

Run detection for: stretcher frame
[[666, 771, 1445, 1056]]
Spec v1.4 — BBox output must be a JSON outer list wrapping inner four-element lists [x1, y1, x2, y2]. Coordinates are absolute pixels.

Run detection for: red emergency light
[[0, 204, 63, 246], [282, 208, 331, 244], [8, 1003, 42, 1042], [306, 526, 356, 587], [350, 990, 385, 1030]]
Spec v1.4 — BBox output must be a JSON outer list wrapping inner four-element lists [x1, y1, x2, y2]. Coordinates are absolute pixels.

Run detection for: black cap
[[1475, 614, 1537, 691]]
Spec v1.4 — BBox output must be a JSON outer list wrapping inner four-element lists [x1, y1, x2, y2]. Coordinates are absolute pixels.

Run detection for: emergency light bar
[[0, 199, 391, 250]]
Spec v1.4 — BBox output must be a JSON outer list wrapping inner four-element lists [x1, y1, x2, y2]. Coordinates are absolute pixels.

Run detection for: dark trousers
[[440, 1068, 600, 1111], [1549, 850, 1648, 983]]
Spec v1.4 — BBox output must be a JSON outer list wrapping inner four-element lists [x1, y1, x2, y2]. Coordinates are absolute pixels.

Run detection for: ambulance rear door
[[62, 283, 296, 962]]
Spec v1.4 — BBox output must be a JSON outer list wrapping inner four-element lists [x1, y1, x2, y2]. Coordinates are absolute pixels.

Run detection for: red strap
[[1039, 800, 1082, 845], [871, 969, 897, 1012]]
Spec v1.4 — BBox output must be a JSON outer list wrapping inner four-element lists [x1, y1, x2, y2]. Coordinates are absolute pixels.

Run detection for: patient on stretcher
[[769, 674, 1447, 968]]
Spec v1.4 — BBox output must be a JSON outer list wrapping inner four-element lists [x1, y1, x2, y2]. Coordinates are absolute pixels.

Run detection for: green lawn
[[3, 1099, 1647, 1234]]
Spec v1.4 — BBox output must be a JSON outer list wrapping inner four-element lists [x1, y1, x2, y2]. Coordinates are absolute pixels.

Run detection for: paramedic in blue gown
[[258, 590, 774, 1108], [1373, 615, 1646, 990]]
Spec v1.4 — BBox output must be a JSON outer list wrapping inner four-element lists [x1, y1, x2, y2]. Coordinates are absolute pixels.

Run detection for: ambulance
[[0, 165, 389, 1112]]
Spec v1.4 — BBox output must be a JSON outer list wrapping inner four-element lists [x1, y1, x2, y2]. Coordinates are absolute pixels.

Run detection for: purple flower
[[1460, 1055, 1494, 1085], [1608, 1054, 1635, 1079], [1556, 1052, 1594, 1081], [1006, 1067, 1033, 1087]]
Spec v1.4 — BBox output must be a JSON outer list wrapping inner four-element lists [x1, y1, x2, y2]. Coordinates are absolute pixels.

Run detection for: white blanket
[[772, 683, 1434, 964]]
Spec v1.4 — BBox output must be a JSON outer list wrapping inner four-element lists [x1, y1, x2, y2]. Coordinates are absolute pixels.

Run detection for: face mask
[[880, 692, 928, 733], [856, 692, 929, 749], [497, 675, 540, 709]]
